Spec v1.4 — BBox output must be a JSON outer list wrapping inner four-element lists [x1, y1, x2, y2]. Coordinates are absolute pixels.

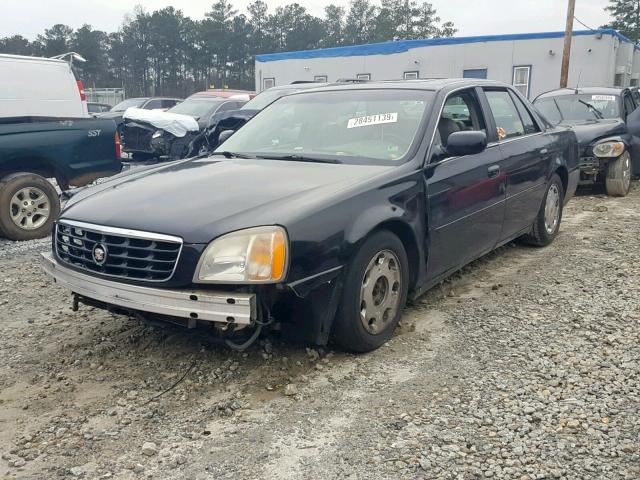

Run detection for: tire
[[332, 231, 409, 353], [521, 173, 564, 247], [605, 151, 632, 197], [0, 173, 60, 241]]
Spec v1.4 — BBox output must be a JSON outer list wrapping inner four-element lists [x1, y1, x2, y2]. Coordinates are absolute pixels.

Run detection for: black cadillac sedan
[[42, 79, 579, 352]]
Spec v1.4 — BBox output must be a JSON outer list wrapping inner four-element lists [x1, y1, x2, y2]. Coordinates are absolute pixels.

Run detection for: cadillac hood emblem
[[92, 243, 108, 266]]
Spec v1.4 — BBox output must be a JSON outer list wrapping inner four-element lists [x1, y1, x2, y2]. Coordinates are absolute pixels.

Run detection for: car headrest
[[438, 117, 461, 146]]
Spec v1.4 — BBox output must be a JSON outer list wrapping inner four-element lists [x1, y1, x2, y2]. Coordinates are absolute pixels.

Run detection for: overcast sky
[[3, 0, 612, 40]]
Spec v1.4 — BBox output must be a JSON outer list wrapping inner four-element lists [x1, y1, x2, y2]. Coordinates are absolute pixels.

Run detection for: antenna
[[575, 69, 583, 93]]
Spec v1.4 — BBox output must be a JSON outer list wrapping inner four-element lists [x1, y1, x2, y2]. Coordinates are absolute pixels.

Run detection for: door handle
[[487, 165, 500, 178]]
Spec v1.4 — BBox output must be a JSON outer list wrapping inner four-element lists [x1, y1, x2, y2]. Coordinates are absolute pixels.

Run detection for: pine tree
[[604, 0, 640, 43]]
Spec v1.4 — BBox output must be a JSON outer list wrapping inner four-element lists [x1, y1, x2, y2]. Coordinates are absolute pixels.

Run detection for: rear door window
[[485, 90, 526, 140], [509, 92, 540, 134]]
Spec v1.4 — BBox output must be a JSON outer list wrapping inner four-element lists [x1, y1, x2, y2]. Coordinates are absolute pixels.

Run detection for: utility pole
[[560, 0, 576, 88]]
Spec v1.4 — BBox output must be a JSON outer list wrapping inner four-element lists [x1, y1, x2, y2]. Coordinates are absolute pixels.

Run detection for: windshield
[[241, 88, 299, 111], [111, 98, 147, 112], [216, 89, 433, 165], [534, 94, 621, 125], [168, 98, 222, 118]]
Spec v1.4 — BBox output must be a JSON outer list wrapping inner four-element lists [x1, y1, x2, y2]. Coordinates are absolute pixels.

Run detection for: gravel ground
[[0, 186, 638, 480]]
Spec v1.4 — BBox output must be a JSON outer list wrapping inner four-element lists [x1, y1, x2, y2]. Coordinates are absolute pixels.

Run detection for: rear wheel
[[0, 173, 60, 241], [332, 231, 409, 352], [521, 173, 564, 247], [605, 151, 632, 197]]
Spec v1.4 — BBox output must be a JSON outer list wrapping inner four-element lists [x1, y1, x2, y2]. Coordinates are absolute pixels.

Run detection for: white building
[[255, 29, 640, 99]]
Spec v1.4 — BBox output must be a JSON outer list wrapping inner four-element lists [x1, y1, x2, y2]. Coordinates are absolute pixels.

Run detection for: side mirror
[[446, 131, 487, 157], [217, 129, 235, 145]]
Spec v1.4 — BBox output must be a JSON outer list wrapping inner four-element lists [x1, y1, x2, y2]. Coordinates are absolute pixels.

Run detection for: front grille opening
[[56, 222, 182, 282]]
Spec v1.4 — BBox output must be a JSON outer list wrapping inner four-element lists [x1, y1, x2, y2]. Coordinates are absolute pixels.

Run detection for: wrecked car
[[534, 87, 640, 196], [42, 79, 578, 352], [121, 91, 252, 161], [191, 83, 330, 157]]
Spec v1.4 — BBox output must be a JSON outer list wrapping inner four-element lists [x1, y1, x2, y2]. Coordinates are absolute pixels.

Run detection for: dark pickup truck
[[0, 116, 121, 240]]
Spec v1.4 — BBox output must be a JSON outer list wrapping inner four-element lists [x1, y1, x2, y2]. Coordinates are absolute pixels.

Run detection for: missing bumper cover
[[41, 252, 256, 325]]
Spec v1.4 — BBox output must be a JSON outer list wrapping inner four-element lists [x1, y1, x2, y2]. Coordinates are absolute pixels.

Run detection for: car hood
[[561, 119, 626, 147], [61, 157, 392, 244]]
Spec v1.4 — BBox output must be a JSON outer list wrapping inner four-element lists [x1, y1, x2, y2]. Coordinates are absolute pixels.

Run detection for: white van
[[0, 54, 89, 118]]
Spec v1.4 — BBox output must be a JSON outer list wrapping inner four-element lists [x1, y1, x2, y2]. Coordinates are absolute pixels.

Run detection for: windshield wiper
[[578, 100, 604, 119], [211, 151, 256, 159], [259, 154, 342, 164]]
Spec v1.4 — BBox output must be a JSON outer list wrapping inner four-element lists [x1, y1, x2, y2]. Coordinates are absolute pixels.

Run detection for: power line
[[574, 16, 596, 32]]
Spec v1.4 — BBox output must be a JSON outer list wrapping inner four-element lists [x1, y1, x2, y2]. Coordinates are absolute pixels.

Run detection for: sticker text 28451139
[[347, 112, 398, 129]]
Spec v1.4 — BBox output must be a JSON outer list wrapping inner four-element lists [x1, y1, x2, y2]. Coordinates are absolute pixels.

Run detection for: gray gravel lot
[[0, 186, 638, 480]]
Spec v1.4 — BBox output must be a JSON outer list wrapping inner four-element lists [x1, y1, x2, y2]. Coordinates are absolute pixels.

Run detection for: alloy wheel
[[10, 187, 51, 231]]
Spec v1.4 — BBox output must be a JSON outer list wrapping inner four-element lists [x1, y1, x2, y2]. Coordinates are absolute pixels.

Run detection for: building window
[[631, 78, 639, 87], [512, 66, 531, 98], [463, 69, 487, 79], [263, 78, 275, 90], [357, 73, 371, 81], [404, 71, 419, 80], [314, 75, 328, 82]]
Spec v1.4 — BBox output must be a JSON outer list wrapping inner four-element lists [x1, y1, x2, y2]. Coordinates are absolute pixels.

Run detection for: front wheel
[[0, 173, 60, 241], [605, 151, 632, 197], [332, 231, 409, 352], [522, 173, 564, 247]]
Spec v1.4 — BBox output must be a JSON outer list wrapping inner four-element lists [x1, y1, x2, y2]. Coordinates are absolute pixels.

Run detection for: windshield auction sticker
[[591, 95, 616, 101], [347, 112, 398, 129]]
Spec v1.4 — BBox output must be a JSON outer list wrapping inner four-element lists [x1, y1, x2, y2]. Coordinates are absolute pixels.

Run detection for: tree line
[[0, 0, 456, 98]]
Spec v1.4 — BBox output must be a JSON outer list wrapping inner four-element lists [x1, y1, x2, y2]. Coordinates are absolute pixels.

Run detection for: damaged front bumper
[[578, 156, 609, 184], [40, 252, 256, 326]]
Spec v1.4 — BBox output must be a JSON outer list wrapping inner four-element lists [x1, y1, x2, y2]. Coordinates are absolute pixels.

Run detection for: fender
[[0, 155, 67, 190], [342, 188, 427, 293]]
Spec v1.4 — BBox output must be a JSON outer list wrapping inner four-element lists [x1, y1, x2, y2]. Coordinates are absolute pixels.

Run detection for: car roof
[[191, 90, 255, 99], [536, 87, 626, 100], [290, 78, 508, 95], [266, 83, 328, 91]]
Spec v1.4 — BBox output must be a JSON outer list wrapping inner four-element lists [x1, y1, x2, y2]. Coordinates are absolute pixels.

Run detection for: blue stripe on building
[[255, 29, 635, 63]]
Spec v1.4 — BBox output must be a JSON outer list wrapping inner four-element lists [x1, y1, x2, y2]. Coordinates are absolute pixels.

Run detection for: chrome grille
[[55, 221, 182, 282]]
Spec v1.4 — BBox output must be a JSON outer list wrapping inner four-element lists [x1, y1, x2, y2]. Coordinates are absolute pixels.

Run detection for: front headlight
[[593, 141, 625, 158], [194, 226, 288, 283], [152, 130, 163, 139]]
